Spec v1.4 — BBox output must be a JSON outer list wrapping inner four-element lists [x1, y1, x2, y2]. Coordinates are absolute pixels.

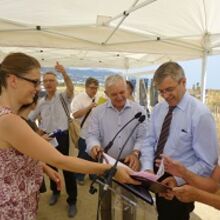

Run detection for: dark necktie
[[154, 106, 176, 161]]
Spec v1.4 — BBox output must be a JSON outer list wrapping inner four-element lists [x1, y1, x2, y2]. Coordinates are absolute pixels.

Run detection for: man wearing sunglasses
[[29, 62, 77, 218]]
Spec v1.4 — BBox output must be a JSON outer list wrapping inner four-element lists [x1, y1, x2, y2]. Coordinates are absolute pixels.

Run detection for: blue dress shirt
[[142, 92, 219, 185], [86, 100, 149, 163]]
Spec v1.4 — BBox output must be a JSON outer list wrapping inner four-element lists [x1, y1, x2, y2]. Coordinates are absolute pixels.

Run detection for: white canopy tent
[[0, 0, 220, 101]]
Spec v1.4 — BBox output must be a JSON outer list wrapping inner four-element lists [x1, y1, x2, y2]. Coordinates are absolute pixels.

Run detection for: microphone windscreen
[[139, 115, 146, 122], [134, 112, 142, 118]]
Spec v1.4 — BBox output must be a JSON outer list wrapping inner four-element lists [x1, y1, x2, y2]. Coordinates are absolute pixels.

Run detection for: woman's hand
[[114, 166, 141, 185], [43, 165, 63, 191]]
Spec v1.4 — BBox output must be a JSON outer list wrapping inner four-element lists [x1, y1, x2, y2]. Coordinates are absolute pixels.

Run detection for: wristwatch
[[132, 150, 141, 159]]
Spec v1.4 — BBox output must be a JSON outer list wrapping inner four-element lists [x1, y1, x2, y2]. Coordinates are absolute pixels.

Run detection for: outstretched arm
[[1, 113, 139, 185], [173, 185, 220, 210], [55, 62, 74, 98], [163, 155, 219, 193]]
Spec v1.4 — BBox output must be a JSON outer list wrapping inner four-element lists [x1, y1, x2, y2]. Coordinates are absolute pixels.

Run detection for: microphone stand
[[89, 151, 103, 194], [90, 115, 146, 220], [103, 115, 146, 191], [89, 112, 142, 193]]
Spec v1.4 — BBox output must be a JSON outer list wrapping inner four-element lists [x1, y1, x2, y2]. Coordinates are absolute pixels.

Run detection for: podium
[[95, 178, 157, 220], [92, 153, 165, 220]]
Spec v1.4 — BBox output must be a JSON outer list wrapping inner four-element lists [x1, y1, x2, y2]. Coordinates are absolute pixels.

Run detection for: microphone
[[104, 111, 142, 153], [103, 115, 146, 191]]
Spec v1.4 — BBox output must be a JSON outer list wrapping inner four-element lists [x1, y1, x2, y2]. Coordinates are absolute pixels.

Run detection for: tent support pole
[[102, 0, 156, 45], [200, 52, 208, 103]]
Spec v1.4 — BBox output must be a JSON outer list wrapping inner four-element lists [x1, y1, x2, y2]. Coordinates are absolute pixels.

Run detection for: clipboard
[[113, 179, 154, 205], [102, 153, 171, 194], [130, 174, 171, 194]]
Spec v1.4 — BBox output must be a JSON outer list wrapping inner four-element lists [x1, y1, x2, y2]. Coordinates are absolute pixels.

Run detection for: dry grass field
[[206, 90, 220, 139]]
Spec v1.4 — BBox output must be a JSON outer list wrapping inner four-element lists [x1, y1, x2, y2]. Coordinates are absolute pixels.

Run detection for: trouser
[[75, 137, 95, 181], [156, 194, 194, 220], [39, 178, 47, 193], [153, 168, 194, 220], [50, 130, 77, 205]]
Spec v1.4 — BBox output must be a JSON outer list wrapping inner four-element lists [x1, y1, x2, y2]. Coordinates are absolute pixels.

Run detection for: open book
[[102, 153, 171, 194]]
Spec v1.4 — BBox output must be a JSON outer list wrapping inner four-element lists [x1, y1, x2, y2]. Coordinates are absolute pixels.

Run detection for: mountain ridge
[[41, 67, 118, 85]]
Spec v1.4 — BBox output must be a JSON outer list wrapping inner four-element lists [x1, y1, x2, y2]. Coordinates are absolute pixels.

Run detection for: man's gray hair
[[43, 71, 57, 78], [105, 74, 126, 89], [153, 61, 185, 86]]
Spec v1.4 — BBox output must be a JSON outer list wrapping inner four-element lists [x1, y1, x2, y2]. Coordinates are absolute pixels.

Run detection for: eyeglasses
[[15, 74, 41, 87], [87, 86, 98, 90], [43, 79, 56, 83], [158, 79, 182, 95], [158, 84, 179, 95]]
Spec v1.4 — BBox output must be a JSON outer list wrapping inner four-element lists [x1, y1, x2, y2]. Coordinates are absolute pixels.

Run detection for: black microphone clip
[[89, 182, 98, 194], [103, 166, 117, 191], [139, 115, 146, 123]]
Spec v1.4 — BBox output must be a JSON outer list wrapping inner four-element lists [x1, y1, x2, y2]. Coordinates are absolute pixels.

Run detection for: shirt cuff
[[86, 140, 101, 155], [140, 160, 154, 172]]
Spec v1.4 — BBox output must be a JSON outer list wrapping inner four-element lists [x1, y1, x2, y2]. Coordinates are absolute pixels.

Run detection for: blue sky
[[180, 55, 220, 90], [126, 55, 220, 90]]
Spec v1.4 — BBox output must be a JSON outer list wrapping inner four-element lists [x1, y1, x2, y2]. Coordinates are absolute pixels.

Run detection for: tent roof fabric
[[0, 0, 220, 68]]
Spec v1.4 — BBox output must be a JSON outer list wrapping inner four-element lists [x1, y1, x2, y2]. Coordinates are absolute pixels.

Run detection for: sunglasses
[[14, 74, 41, 87]]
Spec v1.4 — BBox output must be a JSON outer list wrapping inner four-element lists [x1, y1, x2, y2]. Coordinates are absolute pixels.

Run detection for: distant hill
[[41, 67, 118, 85]]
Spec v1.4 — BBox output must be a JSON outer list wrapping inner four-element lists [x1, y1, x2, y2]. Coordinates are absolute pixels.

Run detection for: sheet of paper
[[156, 158, 165, 178], [132, 171, 158, 182], [102, 153, 130, 169], [103, 153, 159, 180]]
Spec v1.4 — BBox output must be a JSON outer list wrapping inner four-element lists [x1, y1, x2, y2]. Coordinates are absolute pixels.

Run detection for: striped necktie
[[154, 106, 176, 161]]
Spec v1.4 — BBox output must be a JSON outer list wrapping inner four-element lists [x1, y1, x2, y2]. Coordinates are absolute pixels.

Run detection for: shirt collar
[[85, 92, 95, 100], [164, 91, 189, 112], [106, 99, 131, 112], [44, 91, 58, 101], [177, 91, 189, 111]]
